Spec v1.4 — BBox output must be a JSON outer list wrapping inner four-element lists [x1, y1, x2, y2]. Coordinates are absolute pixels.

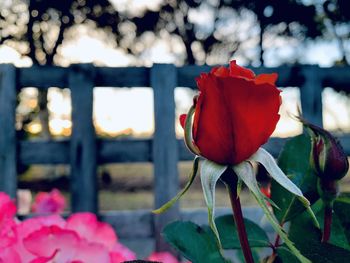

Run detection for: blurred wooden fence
[[1, 63, 350, 251]]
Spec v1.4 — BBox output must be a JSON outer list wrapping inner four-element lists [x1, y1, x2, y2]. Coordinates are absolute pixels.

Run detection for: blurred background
[[1, 0, 350, 212]]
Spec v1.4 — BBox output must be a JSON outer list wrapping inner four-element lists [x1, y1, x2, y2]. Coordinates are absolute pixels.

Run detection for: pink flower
[[32, 189, 66, 214], [110, 243, 136, 263], [14, 215, 66, 263], [66, 212, 117, 250], [0, 192, 137, 263], [0, 246, 21, 263], [147, 252, 179, 263], [0, 192, 17, 248], [0, 192, 16, 219], [23, 225, 111, 263]]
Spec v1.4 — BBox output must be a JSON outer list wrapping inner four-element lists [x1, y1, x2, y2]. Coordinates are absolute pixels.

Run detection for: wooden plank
[[98, 138, 152, 163], [19, 66, 67, 88], [151, 64, 180, 251], [19, 66, 150, 88], [321, 66, 350, 92], [100, 209, 153, 238], [101, 207, 270, 238], [95, 67, 150, 87], [69, 64, 98, 213], [17, 64, 350, 91], [300, 65, 323, 127], [0, 64, 17, 198], [17, 135, 350, 165], [19, 140, 70, 165]]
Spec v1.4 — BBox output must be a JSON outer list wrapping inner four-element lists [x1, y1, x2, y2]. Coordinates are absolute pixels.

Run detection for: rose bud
[[180, 60, 281, 165], [303, 121, 349, 181]]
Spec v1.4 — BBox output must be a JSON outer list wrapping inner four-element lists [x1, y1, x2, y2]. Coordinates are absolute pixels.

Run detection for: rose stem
[[322, 203, 333, 243], [222, 169, 254, 263]]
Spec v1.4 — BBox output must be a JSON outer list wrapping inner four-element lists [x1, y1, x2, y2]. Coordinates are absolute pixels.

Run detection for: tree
[[0, 0, 325, 66]]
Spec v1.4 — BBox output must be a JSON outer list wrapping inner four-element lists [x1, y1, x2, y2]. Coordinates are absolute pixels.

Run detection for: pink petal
[[0, 246, 21, 263], [0, 219, 17, 248], [32, 189, 66, 214], [110, 243, 136, 263], [66, 212, 117, 249], [0, 192, 17, 220], [71, 240, 110, 263], [147, 252, 179, 263], [23, 225, 80, 261]]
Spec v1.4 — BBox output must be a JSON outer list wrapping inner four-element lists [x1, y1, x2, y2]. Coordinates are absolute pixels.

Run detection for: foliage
[[162, 131, 350, 262]]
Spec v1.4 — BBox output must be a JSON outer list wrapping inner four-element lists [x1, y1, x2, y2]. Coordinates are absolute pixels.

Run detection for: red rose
[[181, 60, 281, 165]]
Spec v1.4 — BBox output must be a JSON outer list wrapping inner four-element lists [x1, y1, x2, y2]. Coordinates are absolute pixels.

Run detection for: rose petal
[[23, 225, 80, 261], [72, 240, 110, 263], [110, 242, 136, 263], [32, 189, 66, 214], [211, 66, 230, 77], [179, 114, 187, 129], [66, 212, 117, 249], [147, 252, 179, 263], [0, 192, 17, 220], [255, 73, 278, 85], [194, 75, 280, 164], [0, 246, 21, 263], [229, 60, 255, 79]]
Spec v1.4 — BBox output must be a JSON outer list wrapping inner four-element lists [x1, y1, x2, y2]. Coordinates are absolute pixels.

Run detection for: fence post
[[151, 64, 180, 251], [300, 65, 323, 127], [69, 64, 98, 213], [0, 64, 17, 198]]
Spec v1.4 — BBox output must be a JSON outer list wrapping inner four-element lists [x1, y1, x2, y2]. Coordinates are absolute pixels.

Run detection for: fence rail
[[1, 63, 350, 251]]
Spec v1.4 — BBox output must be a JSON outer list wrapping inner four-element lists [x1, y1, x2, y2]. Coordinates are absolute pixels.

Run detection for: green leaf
[[233, 162, 311, 263], [200, 159, 228, 248], [312, 200, 350, 250], [271, 134, 319, 223], [276, 245, 301, 263], [334, 194, 350, 244], [288, 202, 350, 263], [163, 221, 230, 263], [153, 156, 200, 214], [215, 215, 270, 249]]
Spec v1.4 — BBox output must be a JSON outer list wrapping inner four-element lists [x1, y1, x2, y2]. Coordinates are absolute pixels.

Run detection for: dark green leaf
[[272, 133, 319, 223], [215, 215, 270, 249], [312, 200, 350, 250], [163, 221, 230, 263], [334, 193, 350, 243], [276, 246, 300, 263], [288, 202, 350, 263]]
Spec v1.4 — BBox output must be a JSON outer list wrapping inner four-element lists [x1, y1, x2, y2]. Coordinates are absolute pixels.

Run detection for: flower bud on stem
[[221, 168, 254, 263]]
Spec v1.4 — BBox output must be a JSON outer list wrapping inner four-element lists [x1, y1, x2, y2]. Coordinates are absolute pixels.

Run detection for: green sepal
[[236, 177, 243, 197], [184, 105, 200, 155], [250, 148, 319, 229], [233, 162, 312, 263], [200, 159, 228, 249], [153, 156, 200, 214]]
